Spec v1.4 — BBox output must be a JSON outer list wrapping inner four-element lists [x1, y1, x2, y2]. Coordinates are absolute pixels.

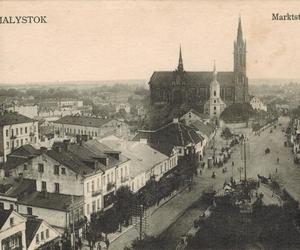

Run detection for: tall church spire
[[177, 45, 184, 72], [237, 15, 243, 42], [213, 60, 217, 81]]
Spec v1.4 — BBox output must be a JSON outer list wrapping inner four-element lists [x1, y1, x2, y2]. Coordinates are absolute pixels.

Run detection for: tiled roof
[[3, 145, 41, 171], [45, 149, 94, 175], [0, 112, 35, 126], [149, 71, 235, 87], [0, 209, 12, 229], [19, 191, 83, 212], [133, 121, 203, 147], [26, 218, 42, 247], [148, 142, 175, 157], [0, 178, 36, 199], [190, 120, 215, 138], [100, 138, 169, 178], [53, 115, 112, 128]]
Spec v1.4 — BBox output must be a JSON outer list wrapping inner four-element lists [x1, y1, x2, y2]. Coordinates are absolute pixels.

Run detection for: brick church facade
[[149, 18, 249, 107]]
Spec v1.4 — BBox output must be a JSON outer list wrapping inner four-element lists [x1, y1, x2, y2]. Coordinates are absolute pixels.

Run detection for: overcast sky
[[1, 1, 300, 84]]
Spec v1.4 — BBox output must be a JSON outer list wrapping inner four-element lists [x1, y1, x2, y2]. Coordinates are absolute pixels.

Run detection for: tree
[[115, 186, 136, 226]]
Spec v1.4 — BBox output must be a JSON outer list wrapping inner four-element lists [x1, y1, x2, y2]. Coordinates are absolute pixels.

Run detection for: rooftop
[[0, 111, 36, 127], [100, 138, 168, 178], [19, 191, 83, 212], [26, 218, 43, 247], [53, 115, 112, 128], [133, 120, 203, 147], [0, 209, 12, 229]]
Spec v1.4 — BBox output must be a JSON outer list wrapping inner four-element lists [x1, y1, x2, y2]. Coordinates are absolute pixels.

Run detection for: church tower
[[177, 45, 184, 72], [234, 16, 249, 103], [204, 61, 226, 124]]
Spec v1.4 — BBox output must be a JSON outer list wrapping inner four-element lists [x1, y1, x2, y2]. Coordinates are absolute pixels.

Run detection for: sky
[[1, 0, 300, 84]]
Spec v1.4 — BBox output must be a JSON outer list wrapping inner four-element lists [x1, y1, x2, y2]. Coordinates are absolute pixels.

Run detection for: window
[[54, 165, 59, 175], [42, 181, 47, 191], [16, 140, 19, 147], [20, 139, 23, 146], [214, 106, 216, 110], [92, 181, 94, 192], [38, 163, 44, 173], [87, 182, 90, 193], [97, 178, 100, 189], [46, 229, 49, 239], [10, 217, 14, 226], [16, 128, 18, 135], [10, 204, 14, 210], [160, 165, 163, 174], [20, 127, 23, 134], [0, 202, 3, 209], [41, 231, 44, 240], [61, 168, 66, 175], [121, 168, 123, 179], [6, 129, 8, 137], [27, 207, 32, 215], [87, 204, 90, 215], [92, 201, 96, 213], [97, 199, 100, 210], [36, 234, 39, 243], [54, 183, 60, 193], [214, 100, 216, 103], [214, 90, 216, 96], [25, 127, 28, 134], [111, 172, 113, 182], [6, 142, 9, 149]]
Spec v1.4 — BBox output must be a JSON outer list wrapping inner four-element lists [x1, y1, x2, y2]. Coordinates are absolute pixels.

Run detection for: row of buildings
[[0, 108, 215, 246]]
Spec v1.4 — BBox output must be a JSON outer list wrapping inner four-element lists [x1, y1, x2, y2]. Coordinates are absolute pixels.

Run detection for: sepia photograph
[[1, 1, 300, 249]]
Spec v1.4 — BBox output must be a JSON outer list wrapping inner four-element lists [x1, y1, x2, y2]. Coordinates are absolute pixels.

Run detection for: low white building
[[26, 217, 61, 250], [250, 97, 267, 112], [100, 135, 178, 193], [0, 209, 27, 250]]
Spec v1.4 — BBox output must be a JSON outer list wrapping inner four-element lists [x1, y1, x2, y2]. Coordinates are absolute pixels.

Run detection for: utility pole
[[139, 205, 143, 240], [244, 139, 247, 182]]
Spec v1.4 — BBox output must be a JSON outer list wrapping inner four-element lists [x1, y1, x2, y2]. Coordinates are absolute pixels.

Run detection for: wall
[[13, 154, 83, 196], [1, 121, 39, 162], [27, 221, 61, 250], [18, 204, 68, 229]]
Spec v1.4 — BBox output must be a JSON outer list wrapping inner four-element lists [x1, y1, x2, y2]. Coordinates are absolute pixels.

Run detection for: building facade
[[0, 209, 27, 250], [0, 112, 39, 162], [149, 17, 249, 107]]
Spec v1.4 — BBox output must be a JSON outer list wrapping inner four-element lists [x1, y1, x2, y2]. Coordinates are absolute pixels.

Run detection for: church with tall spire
[[149, 17, 249, 108]]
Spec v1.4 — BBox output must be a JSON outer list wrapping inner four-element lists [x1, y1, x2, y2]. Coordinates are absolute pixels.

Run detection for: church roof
[[149, 71, 235, 87]]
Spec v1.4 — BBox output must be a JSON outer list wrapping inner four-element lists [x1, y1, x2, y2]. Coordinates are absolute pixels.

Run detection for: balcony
[[121, 176, 129, 183], [92, 189, 102, 197], [106, 182, 115, 192], [10, 135, 17, 140]]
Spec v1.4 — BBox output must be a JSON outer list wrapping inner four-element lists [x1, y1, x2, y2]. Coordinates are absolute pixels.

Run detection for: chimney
[[173, 118, 179, 123]]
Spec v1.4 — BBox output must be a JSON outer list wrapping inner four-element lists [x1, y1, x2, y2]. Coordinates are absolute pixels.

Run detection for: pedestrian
[[97, 242, 102, 250], [105, 238, 110, 249]]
